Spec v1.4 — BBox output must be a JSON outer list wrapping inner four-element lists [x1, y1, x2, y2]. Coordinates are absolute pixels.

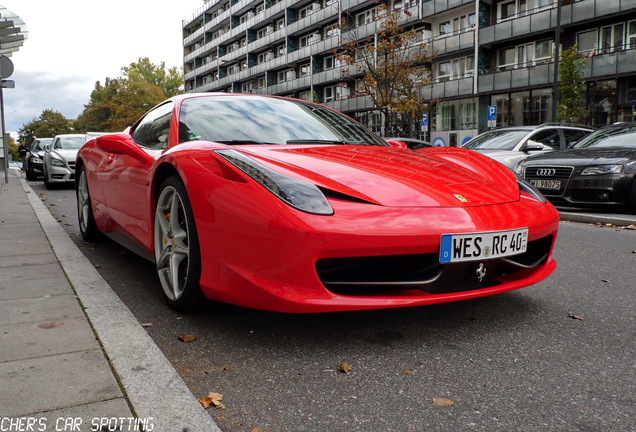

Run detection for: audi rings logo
[[536, 168, 556, 177]]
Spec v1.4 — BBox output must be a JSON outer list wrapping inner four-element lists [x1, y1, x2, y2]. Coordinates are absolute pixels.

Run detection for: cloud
[[4, 69, 95, 133]]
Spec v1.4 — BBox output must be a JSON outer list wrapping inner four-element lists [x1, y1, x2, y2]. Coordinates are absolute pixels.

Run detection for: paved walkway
[[0, 168, 220, 432]]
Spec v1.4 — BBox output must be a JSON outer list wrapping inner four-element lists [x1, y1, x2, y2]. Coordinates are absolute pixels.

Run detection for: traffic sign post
[[421, 114, 429, 141], [487, 105, 497, 129]]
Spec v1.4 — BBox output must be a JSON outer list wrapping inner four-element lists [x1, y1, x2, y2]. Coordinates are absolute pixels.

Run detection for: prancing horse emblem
[[476, 263, 486, 282]]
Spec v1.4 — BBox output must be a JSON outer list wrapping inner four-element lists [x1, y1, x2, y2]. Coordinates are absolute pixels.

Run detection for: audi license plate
[[531, 179, 561, 190], [440, 228, 528, 263]]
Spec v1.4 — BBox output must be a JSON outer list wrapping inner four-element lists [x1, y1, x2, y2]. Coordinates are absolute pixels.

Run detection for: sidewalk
[[0, 168, 220, 432]]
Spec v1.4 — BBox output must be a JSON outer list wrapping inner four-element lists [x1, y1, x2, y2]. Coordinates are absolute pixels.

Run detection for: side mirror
[[44, 144, 51, 152], [386, 139, 408, 149], [96, 133, 150, 163], [524, 140, 545, 152]]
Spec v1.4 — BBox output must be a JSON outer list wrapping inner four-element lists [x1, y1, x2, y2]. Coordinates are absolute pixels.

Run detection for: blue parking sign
[[421, 114, 428, 126], [487, 106, 497, 121]]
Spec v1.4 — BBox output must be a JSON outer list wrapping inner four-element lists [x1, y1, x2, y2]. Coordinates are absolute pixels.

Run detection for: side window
[[529, 130, 560, 150], [131, 102, 174, 150], [54, 139, 62, 149], [563, 129, 588, 149]]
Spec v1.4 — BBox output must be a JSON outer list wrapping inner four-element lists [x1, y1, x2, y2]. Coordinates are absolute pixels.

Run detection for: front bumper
[[194, 193, 560, 313]]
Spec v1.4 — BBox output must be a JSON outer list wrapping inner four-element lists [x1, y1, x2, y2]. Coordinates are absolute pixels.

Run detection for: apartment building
[[183, 0, 636, 146]]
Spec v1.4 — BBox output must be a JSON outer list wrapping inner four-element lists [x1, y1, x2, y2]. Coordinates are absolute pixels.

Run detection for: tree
[[122, 57, 183, 98], [338, 4, 435, 137], [75, 58, 183, 132], [557, 46, 587, 123], [7, 135, 18, 162], [18, 110, 73, 144]]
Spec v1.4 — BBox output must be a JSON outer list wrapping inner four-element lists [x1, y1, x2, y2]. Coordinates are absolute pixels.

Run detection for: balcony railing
[[421, 0, 474, 18]]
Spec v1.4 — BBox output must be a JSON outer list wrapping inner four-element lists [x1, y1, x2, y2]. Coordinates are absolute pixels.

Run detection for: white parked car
[[462, 124, 594, 169], [43, 134, 85, 189]]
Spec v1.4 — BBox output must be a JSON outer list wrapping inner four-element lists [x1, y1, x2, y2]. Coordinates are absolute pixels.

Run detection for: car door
[[98, 102, 174, 251], [562, 128, 590, 150]]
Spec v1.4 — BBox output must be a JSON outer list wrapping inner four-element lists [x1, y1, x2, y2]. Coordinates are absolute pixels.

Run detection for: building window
[[498, 47, 516, 69], [534, 39, 552, 61], [459, 98, 477, 130], [324, 23, 338, 39], [257, 76, 267, 88], [498, 0, 516, 21], [437, 61, 451, 81], [577, 29, 598, 55], [299, 90, 312, 101], [275, 18, 285, 30], [299, 63, 311, 76], [324, 55, 335, 69], [356, 8, 377, 27]]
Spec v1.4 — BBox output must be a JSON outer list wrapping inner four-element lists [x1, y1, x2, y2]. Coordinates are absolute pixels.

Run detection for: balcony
[[480, 6, 557, 46], [481, 0, 636, 46], [421, 0, 475, 18], [421, 76, 474, 99], [288, 35, 340, 63], [287, 2, 339, 35], [583, 49, 636, 78], [478, 62, 555, 93], [431, 29, 475, 57], [327, 94, 376, 112]]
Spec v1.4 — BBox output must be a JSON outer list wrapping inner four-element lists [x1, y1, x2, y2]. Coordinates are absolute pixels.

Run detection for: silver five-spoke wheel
[[154, 176, 203, 311]]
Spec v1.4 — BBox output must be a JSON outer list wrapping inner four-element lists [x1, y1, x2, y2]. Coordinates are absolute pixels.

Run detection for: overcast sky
[[2, 0, 205, 135]]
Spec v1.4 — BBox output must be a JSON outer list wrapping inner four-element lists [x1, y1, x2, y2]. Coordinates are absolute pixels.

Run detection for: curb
[[19, 176, 222, 432]]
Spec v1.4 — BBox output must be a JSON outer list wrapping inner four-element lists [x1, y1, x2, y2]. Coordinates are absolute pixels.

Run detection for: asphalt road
[[32, 181, 636, 432]]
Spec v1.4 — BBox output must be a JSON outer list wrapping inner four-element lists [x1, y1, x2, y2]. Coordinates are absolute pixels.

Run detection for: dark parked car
[[24, 137, 53, 180], [515, 123, 636, 213]]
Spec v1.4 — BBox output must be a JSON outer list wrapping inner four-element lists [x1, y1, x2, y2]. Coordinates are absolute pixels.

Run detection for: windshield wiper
[[215, 139, 276, 145], [286, 139, 367, 145]]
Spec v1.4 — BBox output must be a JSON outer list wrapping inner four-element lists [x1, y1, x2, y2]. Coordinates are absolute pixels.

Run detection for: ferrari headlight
[[581, 165, 623, 175], [517, 176, 546, 203], [50, 158, 66, 167], [217, 149, 334, 215]]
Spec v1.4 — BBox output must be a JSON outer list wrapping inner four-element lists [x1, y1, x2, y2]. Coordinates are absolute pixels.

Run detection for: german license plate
[[440, 228, 528, 263], [531, 179, 561, 190]]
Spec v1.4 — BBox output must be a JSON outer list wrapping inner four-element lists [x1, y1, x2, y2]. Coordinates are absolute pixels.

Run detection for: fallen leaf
[[251, 425, 269, 432], [198, 392, 225, 409], [432, 397, 455, 406], [601, 279, 610, 283], [140, 323, 153, 328], [340, 362, 353, 374], [403, 368, 412, 374], [626, 225, 636, 230], [50, 203, 57, 206], [568, 314, 584, 321], [179, 333, 197, 343], [222, 365, 233, 371]]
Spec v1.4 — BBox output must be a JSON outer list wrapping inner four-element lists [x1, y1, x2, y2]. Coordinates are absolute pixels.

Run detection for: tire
[[154, 175, 205, 312], [627, 179, 636, 215], [43, 165, 52, 189], [76, 166, 101, 241], [25, 166, 36, 181]]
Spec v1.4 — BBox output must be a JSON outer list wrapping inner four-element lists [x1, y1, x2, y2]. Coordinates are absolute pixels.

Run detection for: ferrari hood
[[234, 146, 520, 207]]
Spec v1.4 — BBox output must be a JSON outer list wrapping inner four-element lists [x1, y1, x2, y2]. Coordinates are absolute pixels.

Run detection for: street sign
[[1, 80, 14, 88], [0, 55, 13, 79], [421, 113, 429, 131], [487, 105, 497, 128]]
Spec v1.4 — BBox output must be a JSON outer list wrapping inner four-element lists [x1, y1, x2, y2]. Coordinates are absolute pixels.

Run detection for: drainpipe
[[551, 0, 562, 122]]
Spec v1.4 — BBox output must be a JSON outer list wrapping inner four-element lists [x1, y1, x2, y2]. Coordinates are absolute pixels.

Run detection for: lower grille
[[316, 236, 553, 296]]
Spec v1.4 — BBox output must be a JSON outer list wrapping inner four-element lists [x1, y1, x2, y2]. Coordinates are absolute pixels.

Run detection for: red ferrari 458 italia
[[76, 93, 559, 313]]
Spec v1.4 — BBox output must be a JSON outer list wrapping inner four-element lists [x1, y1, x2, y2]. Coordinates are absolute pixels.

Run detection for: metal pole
[[552, 0, 562, 122], [1, 84, 7, 184]]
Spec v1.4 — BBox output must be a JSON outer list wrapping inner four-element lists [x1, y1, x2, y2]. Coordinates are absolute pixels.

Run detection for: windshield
[[55, 136, 85, 150], [178, 96, 388, 146], [32, 138, 52, 152], [463, 130, 529, 150], [572, 125, 636, 149]]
